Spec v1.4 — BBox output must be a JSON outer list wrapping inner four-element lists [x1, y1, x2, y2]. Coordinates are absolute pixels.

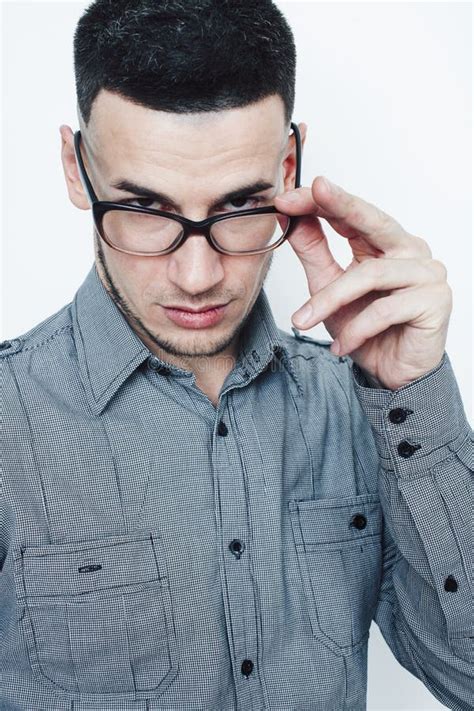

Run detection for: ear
[[59, 124, 90, 210], [282, 121, 307, 192]]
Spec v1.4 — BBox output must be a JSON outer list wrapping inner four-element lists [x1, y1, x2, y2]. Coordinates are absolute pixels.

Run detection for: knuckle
[[346, 205, 366, 230], [415, 235, 432, 257], [441, 282, 453, 308], [363, 256, 384, 282], [371, 297, 390, 321], [430, 258, 448, 280], [377, 208, 393, 230]]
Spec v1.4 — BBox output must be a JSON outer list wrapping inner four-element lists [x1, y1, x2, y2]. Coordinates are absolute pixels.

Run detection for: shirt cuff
[[350, 351, 472, 478]]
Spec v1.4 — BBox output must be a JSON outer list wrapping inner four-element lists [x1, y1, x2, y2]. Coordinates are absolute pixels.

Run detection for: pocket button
[[350, 513, 367, 530]]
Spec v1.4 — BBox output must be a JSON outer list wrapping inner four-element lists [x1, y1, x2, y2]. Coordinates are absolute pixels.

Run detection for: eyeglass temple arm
[[74, 122, 302, 203], [290, 121, 302, 189], [73, 131, 99, 205]]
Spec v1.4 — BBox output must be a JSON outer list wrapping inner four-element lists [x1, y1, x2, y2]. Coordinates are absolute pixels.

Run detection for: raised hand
[[275, 177, 452, 390]]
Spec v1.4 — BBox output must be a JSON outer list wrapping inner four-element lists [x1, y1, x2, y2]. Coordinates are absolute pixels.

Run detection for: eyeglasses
[[73, 122, 302, 256]]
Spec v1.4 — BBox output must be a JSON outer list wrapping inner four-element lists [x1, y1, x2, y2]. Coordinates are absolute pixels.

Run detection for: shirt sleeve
[[349, 350, 474, 711]]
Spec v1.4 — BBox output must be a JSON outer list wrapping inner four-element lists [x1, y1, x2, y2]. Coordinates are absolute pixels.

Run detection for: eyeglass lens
[[100, 210, 291, 255]]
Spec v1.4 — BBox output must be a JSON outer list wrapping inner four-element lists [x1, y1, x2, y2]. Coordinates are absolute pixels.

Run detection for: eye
[[125, 197, 157, 208], [224, 196, 262, 211]]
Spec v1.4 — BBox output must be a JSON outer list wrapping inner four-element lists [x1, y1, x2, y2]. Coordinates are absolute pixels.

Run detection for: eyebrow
[[109, 179, 275, 210]]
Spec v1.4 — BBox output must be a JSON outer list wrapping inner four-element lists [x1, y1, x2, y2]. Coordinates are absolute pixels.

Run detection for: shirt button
[[397, 440, 421, 458], [444, 575, 458, 592], [389, 407, 412, 424], [229, 539, 245, 559], [241, 659, 254, 677], [147, 356, 170, 374], [350, 513, 367, 530], [217, 420, 228, 436]]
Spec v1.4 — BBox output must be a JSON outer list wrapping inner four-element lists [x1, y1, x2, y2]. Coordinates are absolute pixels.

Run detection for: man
[[0, 1, 472, 710]]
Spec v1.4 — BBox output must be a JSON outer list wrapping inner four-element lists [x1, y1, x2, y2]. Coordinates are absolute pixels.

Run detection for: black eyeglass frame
[[73, 122, 302, 257]]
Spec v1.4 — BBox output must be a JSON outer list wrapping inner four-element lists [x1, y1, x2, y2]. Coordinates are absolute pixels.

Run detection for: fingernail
[[279, 190, 300, 203], [294, 303, 313, 325]]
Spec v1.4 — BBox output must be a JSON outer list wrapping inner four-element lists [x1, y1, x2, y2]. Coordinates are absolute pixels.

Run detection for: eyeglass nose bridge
[[169, 207, 290, 255], [173, 219, 220, 253]]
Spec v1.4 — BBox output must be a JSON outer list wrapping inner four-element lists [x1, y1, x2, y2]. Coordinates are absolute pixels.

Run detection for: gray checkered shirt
[[1, 263, 472, 711]]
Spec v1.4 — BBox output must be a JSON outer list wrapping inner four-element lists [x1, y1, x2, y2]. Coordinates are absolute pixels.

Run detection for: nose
[[167, 230, 225, 295]]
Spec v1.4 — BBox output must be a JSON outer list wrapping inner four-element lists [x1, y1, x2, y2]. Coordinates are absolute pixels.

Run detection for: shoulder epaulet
[[291, 326, 332, 347], [291, 327, 349, 363], [0, 338, 23, 357]]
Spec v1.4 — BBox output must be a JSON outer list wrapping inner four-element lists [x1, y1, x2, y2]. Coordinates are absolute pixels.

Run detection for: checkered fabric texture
[[1, 263, 472, 711]]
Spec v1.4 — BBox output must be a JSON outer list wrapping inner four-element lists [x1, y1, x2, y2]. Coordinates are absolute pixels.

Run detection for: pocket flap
[[21, 530, 163, 598], [289, 493, 382, 546]]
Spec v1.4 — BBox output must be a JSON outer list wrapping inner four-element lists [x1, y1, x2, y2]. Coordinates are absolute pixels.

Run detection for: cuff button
[[397, 440, 421, 458], [389, 407, 413, 424]]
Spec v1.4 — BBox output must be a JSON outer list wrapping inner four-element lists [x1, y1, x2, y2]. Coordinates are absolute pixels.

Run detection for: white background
[[0, 2, 472, 709]]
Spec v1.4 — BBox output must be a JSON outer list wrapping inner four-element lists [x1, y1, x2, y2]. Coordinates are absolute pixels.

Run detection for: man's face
[[68, 91, 299, 364]]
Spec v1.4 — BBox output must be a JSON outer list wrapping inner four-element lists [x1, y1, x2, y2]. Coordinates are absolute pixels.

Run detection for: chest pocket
[[15, 529, 179, 697], [289, 493, 383, 657]]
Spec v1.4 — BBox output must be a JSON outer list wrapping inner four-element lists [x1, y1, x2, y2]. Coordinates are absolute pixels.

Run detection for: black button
[[350, 513, 367, 530], [389, 407, 412, 424], [229, 539, 245, 559], [397, 440, 421, 458], [241, 659, 254, 676], [0, 340, 12, 350], [444, 575, 458, 592], [217, 420, 228, 436]]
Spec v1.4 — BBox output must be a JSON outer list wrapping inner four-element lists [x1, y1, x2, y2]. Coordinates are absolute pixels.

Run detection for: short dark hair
[[73, 0, 296, 128]]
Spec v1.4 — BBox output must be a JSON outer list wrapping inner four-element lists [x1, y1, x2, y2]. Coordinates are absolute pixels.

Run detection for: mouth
[[162, 302, 230, 329], [165, 303, 228, 313]]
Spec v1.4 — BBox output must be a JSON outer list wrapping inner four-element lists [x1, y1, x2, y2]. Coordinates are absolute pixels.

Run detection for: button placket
[[211, 397, 261, 708]]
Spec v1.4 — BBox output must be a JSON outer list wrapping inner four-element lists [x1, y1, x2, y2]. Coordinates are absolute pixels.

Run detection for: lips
[[162, 303, 228, 329], [167, 304, 226, 313]]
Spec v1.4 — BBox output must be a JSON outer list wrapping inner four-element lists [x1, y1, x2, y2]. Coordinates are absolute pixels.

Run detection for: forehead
[[84, 90, 288, 181]]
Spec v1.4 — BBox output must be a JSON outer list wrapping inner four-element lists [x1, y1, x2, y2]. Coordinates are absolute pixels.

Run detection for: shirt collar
[[72, 263, 293, 415]]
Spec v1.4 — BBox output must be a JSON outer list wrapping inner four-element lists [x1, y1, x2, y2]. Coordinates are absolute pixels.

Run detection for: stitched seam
[[14, 325, 73, 354]]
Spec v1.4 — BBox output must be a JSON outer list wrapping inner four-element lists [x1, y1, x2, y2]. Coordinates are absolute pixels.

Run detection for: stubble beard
[[94, 234, 274, 360]]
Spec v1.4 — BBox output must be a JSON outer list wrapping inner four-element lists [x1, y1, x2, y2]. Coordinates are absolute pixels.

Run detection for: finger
[[276, 176, 430, 258], [286, 213, 345, 294], [334, 284, 448, 356], [274, 187, 318, 215], [293, 257, 445, 329]]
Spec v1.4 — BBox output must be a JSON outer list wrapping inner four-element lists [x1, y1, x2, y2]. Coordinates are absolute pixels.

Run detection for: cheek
[[107, 248, 167, 299], [230, 252, 272, 281]]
